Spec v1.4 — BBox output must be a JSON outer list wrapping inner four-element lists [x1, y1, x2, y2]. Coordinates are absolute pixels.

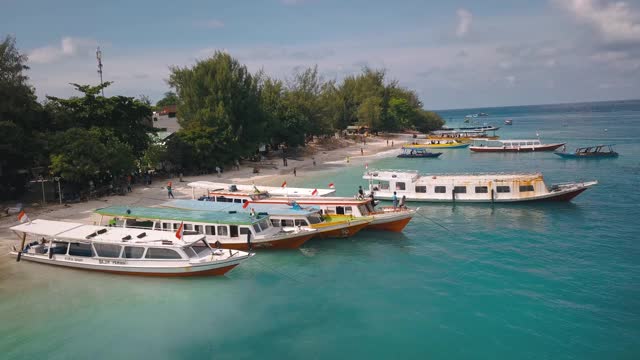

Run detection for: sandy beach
[[0, 135, 409, 254]]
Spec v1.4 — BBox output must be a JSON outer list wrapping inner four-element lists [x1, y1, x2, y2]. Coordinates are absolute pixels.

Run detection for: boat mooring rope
[[412, 209, 455, 233]]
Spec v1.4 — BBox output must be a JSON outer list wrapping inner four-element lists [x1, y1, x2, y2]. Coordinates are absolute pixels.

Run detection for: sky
[[2, 0, 640, 109]]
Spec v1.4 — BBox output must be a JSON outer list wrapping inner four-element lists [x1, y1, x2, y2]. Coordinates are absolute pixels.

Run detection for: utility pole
[[96, 46, 104, 96]]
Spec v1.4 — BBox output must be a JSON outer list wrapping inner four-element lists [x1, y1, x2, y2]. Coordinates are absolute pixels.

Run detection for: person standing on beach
[[386, 139, 389, 146], [167, 182, 175, 199], [293, 167, 297, 177], [312, 157, 316, 166], [392, 191, 398, 209], [127, 175, 132, 192], [216, 166, 221, 177], [361, 147, 364, 155], [392, 140, 394, 147]]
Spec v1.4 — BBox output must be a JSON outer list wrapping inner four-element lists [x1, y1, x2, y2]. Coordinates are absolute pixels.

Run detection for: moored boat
[[9, 219, 252, 276], [428, 130, 499, 141], [364, 170, 597, 203], [187, 183, 415, 232], [404, 140, 469, 149], [555, 144, 619, 159], [504, 119, 513, 125], [469, 139, 565, 152], [94, 206, 316, 250], [397, 146, 442, 158], [163, 200, 372, 239], [188, 182, 335, 198]]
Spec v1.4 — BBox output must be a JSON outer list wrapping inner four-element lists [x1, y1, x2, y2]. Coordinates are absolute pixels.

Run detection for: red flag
[[281, 181, 287, 188], [175, 222, 184, 240], [311, 189, 318, 196], [242, 200, 250, 209], [17, 210, 29, 223], [328, 183, 335, 189]]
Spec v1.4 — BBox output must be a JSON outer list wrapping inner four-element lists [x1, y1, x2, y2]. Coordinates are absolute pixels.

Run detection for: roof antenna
[[96, 46, 104, 96]]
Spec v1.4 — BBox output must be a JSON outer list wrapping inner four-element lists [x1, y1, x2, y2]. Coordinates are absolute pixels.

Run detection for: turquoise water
[[1, 100, 640, 359]]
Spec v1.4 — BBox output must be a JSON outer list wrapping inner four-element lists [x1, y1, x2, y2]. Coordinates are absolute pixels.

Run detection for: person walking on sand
[[392, 140, 394, 147], [361, 147, 364, 155], [167, 182, 175, 199], [392, 191, 398, 209], [386, 139, 389, 146], [312, 157, 316, 166], [293, 167, 297, 177], [216, 166, 221, 177], [127, 175, 132, 192]]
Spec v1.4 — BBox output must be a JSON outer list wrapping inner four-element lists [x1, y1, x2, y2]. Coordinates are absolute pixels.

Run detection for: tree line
[[0, 35, 443, 200]]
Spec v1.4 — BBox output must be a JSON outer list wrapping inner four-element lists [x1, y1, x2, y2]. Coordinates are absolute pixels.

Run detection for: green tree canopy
[[155, 91, 179, 108]]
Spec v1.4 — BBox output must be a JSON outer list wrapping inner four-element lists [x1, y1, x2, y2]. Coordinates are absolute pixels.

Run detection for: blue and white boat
[[555, 144, 619, 159]]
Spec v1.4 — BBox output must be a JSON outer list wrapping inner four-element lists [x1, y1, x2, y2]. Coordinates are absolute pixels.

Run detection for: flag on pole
[[311, 189, 318, 196], [328, 183, 335, 189], [17, 210, 29, 223], [175, 222, 184, 240], [242, 201, 250, 209], [281, 181, 287, 188]]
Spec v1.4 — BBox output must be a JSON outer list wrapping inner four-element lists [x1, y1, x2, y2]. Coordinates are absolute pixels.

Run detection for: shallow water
[[1, 100, 639, 359]]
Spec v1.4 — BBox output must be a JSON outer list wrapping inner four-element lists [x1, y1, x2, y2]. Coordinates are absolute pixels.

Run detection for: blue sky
[[2, 0, 639, 109]]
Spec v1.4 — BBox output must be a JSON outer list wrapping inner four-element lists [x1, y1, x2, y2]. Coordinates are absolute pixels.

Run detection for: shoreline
[[0, 135, 409, 254]]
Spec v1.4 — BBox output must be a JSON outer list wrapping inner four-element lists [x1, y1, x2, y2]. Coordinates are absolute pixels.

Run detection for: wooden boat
[[364, 170, 597, 203], [187, 182, 415, 232], [428, 130, 499, 141], [188, 181, 335, 197], [555, 145, 619, 159], [469, 139, 565, 152], [397, 147, 442, 158], [9, 219, 252, 276], [163, 200, 372, 239], [404, 141, 469, 149], [94, 206, 316, 250]]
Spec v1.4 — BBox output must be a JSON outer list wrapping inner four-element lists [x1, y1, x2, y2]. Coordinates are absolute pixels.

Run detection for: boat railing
[[365, 169, 542, 177]]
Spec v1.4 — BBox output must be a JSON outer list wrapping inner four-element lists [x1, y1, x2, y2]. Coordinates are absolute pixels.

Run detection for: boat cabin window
[[94, 243, 123, 258], [435, 186, 447, 193], [295, 219, 308, 226], [271, 219, 281, 227], [395, 182, 406, 190], [282, 219, 294, 227], [154, 222, 161, 230], [68, 242, 94, 257], [205, 225, 216, 235], [324, 207, 336, 215], [194, 225, 203, 234], [253, 223, 261, 232], [336, 206, 345, 215], [415, 185, 427, 193], [363, 203, 374, 214], [373, 181, 389, 191], [454, 186, 467, 194], [496, 186, 511, 193], [217, 226, 228, 236], [184, 224, 193, 231], [145, 248, 182, 260], [475, 186, 488, 193], [162, 223, 170, 230], [173, 223, 181, 230], [259, 219, 270, 231], [240, 227, 251, 235], [519, 185, 535, 192], [308, 214, 323, 224], [234, 199, 242, 203], [230, 225, 239, 238], [123, 246, 145, 259]]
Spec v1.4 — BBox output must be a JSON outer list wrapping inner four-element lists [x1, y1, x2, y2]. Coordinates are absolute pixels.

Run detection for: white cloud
[[199, 19, 225, 29], [29, 37, 98, 64], [456, 8, 473, 37], [556, 0, 640, 45], [505, 75, 516, 87]]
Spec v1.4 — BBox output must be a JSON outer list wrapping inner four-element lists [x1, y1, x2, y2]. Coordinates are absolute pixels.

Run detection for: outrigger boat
[[187, 182, 415, 232], [397, 146, 442, 158], [364, 170, 597, 203], [555, 144, 619, 159], [163, 200, 372, 239], [9, 219, 252, 276], [195, 182, 335, 197], [470, 139, 565, 152], [428, 130, 499, 141], [404, 140, 469, 149], [94, 206, 316, 250]]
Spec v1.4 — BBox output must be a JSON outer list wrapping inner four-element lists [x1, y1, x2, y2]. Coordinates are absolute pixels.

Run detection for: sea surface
[[1, 100, 640, 359]]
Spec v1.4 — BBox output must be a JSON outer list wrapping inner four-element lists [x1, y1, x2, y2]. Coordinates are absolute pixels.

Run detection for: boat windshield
[[308, 214, 323, 224], [258, 218, 270, 231], [185, 239, 211, 258]]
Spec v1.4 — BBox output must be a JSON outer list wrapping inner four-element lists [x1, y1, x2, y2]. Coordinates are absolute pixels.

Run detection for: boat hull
[[367, 214, 413, 232], [424, 143, 469, 149], [10, 253, 247, 277], [470, 143, 564, 152], [222, 232, 315, 250], [313, 220, 370, 239]]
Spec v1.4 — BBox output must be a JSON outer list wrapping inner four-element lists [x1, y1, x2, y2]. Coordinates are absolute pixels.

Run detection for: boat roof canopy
[[95, 205, 261, 225], [188, 181, 335, 197], [10, 219, 204, 245], [163, 200, 322, 216]]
